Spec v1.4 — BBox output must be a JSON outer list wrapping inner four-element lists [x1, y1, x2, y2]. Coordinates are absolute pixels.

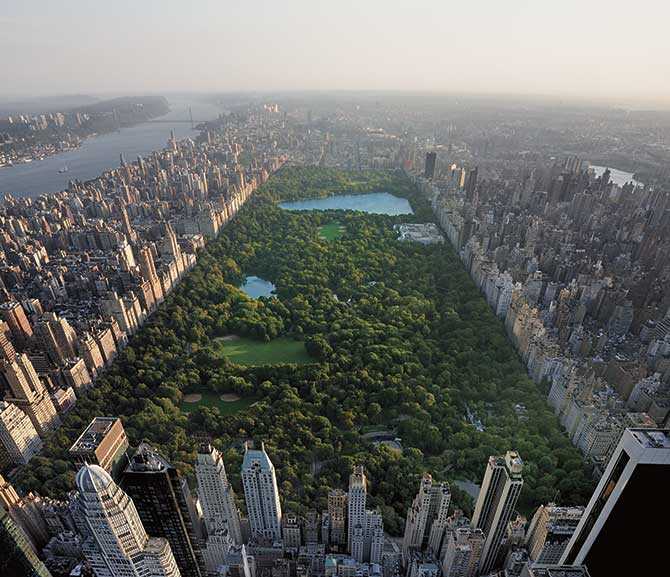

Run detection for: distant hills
[[0, 94, 100, 116]]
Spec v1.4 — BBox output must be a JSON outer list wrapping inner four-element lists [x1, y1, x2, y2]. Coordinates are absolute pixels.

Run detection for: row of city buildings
[[3, 411, 666, 577], [0, 106, 290, 473], [408, 152, 670, 478]]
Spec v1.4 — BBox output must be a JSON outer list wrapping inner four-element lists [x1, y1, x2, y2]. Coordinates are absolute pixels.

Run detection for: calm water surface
[[240, 276, 276, 299], [279, 192, 414, 215], [0, 99, 221, 198]]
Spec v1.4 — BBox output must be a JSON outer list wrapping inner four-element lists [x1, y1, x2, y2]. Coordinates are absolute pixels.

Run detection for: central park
[[17, 166, 594, 534]]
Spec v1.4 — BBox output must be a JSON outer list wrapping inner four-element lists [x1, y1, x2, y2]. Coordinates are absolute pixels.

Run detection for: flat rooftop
[[629, 428, 670, 449], [69, 417, 121, 454]]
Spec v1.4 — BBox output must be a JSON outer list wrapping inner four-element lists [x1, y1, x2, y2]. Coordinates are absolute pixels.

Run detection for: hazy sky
[[1, 0, 669, 105]]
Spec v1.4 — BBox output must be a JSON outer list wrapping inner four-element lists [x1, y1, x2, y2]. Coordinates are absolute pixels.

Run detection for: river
[[0, 98, 222, 198]]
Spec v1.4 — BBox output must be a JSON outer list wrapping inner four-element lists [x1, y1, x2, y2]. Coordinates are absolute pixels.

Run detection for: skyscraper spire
[[74, 464, 181, 577]]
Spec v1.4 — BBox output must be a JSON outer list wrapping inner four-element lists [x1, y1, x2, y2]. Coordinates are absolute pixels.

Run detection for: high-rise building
[[195, 444, 243, 544], [241, 442, 282, 542], [34, 312, 78, 366], [327, 489, 347, 548], [0, 324, 17, 363], [441, 527, 485, 577], [0, 506, 51, 577], [472, 451, 524, 575], [0, 478, 50, 551], [74, 464, 181, 577], [424, 152, 437, 180], [2, 353, 60, 436], [465, 167, 478, 204], [366, 510, 384, 565], [69, 416, 129, 480], [122, 442, 206, 577], [560, 429, 670, 576], [525, 504, 584, 564], [0, 400, 42, 465], [402, 473, 451, 559], [347, 465, 366, 557], [0, 302, 33, 351]]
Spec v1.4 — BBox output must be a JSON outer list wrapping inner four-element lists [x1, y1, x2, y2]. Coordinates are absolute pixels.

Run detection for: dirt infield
[[182, 393, 203, 403], [220, 393, 241, 402], [220, 335, 241, 342]]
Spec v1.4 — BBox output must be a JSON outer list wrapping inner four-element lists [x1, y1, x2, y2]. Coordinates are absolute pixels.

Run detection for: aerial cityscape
[[1, 2, 669, 577]]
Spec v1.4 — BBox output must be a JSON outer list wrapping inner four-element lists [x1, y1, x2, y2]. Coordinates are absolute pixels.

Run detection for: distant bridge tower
[[190, 107, 194, 129]]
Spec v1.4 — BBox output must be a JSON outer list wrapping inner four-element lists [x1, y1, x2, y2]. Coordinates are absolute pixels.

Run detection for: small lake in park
[[279, 192, 414, 215], [239, 276, 276, 299]]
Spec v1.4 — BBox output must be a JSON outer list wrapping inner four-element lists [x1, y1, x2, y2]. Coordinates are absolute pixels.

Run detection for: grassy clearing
[[212, 336, 313, 366], [318, 221, 346, 241]]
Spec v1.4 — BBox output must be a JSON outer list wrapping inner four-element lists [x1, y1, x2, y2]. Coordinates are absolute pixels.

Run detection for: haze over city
[[1, 0, 670, 105]]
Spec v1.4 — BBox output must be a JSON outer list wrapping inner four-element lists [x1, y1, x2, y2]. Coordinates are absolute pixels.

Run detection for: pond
[[279, 192, 414, 215], [239, 276, 276, 299], [590, 165, 642, 187]]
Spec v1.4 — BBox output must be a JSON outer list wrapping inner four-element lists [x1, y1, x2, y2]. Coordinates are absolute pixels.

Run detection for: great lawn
[[212, 336, 313, 366]]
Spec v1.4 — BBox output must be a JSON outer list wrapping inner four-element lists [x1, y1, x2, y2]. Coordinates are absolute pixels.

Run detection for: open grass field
[[213, 335, 313, 366], [179, 391, 255, 415], [318, 221, 346, 241]]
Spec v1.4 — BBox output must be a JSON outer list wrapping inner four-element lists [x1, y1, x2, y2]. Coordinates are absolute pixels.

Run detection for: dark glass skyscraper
[[560, 429, 670, 576], [122, 442, 206, 577], [424, 152, 437, 180]]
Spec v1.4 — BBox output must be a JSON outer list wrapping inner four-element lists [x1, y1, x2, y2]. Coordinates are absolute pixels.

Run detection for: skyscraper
[[0, 475, 49, 552], [0, 302, 33, 351], [327, 489, 347, 548], [424, 152, 437, 180], [0, 400, 42, 465], [402, 473, 451, 559], [0, 506, 51, 577], [34, 312, 77, 366], [441, 527, 485, 577], [122, 442, 205, 577], [347, 465, 367, 557], [472, 451, 524, 575], [2, 353, 60, 436], [74, 464, 181, 577], [366, 510, 384, 565], [241, 442, 282, 542], [525, 504, 584, 565], [560, 429, 670, 576], [195, 444, 243, 544], [465, 167, 478, 204]]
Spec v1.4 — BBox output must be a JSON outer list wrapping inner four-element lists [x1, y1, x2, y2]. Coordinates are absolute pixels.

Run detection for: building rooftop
[[242, 441, 273, 470], [126, 442, 169, 473], [76, 463, 113, 494], [69, 416, 121, 454], [523, 565, 591, 577], [629, 428, 670, 449]]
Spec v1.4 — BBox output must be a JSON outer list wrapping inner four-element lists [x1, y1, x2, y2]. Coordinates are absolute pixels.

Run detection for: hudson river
[[0, 98, 221, 199]]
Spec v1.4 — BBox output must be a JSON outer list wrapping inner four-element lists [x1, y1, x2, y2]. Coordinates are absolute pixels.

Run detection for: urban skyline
[[2, 5, 670, 571]]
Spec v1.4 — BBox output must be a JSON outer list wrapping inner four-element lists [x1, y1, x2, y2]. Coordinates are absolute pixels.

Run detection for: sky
[[1, 0, 669, 106]]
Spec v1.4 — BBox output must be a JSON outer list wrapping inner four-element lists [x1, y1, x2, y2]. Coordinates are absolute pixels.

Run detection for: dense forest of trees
[[16, 167, 594, 535]]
